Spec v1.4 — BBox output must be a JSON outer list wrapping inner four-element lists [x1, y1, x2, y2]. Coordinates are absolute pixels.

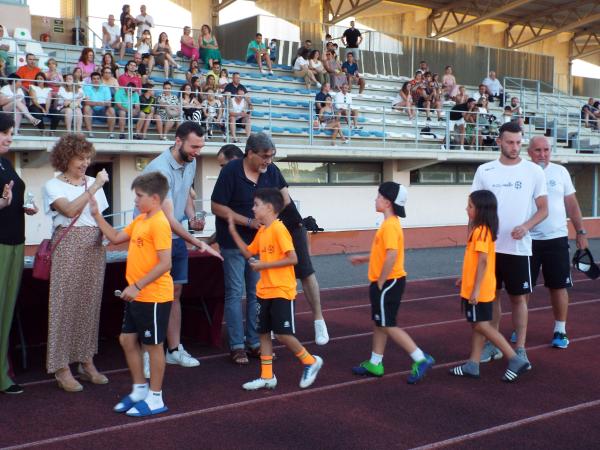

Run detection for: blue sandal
[[125, 400, 169, 417], [113, 395, 137, 413]]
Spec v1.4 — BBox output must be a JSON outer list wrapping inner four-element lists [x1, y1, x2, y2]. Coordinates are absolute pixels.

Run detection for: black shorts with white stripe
[[462, 298, 494, 323], [496, 253, 533, 295], [369, 277, 406, 327], [122, 301, 172, 345], [256, 297, 296, 335]]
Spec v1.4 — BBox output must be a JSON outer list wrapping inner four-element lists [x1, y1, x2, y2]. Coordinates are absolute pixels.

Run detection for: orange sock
[[260, 355, 273, 379], [295, 347, 316, 366]]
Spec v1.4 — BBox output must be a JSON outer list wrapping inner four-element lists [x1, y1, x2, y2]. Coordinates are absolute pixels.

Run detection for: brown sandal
[[230, 349, 249, 365]]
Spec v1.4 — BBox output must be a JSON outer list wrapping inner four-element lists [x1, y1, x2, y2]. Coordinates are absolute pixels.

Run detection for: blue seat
[[357, 116, 367, 123], [270, 112, 284, 119], [281, 87, 296, 94], [251, 97, 266, 105], [357, 130, 371, 137], [251, 125, 265, 133], [299, 114, 310, 121], [285, 127, 303, 134], [297, 88, 312, 95], [281, 100, 297, 107], [270, 99, 282, 105], [297, 101, 310, 108], [280, 75, 295, 81], [286, 113, 301, 120], [265, 86, 279, 93], [271, 126, 285, 133], [370, 130, 385, 138], [251, 111, 267, 118]]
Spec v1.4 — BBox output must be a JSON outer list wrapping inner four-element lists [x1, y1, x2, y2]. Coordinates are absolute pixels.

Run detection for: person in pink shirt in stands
[[118, 60, 142, 92], [76, 48, 97, 82], [180, 26, 199, 61]]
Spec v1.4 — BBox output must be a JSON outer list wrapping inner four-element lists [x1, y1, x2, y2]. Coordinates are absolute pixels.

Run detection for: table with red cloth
[[14, 250, 225, 355]]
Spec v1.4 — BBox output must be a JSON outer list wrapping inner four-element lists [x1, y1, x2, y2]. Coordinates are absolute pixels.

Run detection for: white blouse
[[30, 85, 53, 105], [56, 87, 84, 108]]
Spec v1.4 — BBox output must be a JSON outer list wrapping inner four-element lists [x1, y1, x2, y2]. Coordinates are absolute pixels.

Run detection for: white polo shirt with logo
[[471, 158, 547, 256]]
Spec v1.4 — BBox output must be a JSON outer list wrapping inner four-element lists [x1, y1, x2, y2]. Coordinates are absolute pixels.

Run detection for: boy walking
[[349, 182, 434, 384], [91, 172, 173, 417], [228, 188, 323, 390]]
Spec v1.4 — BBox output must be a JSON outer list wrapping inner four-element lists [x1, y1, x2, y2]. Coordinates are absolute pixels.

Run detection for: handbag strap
[[50, 177, 89, 255]]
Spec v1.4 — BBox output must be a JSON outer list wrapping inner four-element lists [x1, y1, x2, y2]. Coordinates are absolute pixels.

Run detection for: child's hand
[[1, 180, 14, 205], [197, 241, 224, 261], [468, 294, 478, 305], [249, 258, 263, 272], [121, 284, 139, 302], [88, 195, 100, 217]]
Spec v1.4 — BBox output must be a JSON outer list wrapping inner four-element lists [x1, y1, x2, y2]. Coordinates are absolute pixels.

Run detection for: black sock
[[168, 347, 178, 353]]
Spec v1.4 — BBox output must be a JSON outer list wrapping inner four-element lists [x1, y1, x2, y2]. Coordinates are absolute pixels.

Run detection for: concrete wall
[[0, 3, 32, 37]]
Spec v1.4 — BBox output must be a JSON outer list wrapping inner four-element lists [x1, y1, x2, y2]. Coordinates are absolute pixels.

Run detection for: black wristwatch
[[577, 229, 587, 235]]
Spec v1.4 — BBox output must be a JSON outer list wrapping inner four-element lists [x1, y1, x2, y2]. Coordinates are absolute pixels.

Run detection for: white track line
[[20, 297, 600, 388], [7, 333, 600, 450], [410, 399, 600, 450]]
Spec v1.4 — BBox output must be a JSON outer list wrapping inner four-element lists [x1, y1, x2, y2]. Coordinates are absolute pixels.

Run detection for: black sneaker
[[3, 384, 24, 394]]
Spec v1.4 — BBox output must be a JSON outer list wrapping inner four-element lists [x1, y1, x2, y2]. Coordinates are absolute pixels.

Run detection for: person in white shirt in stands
[[482, 70, 504, 106], [527, 136, 588, 350], [102, 15, 122, 52], [334, 83, 359, 129], [135, 5, 154, 40], [472, 84, 488, 103], [471, 121, 548, 367]]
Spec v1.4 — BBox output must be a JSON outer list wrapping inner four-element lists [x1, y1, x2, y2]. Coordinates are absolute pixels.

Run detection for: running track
[[1, 274, 599, 449]]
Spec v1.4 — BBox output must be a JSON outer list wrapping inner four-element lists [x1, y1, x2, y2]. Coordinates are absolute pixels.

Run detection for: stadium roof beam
[[324, 0, 383, 25], [570, 31, 600, 61], [428, 0, 536, 39], [506, 4, 600, 49], [212, 0, 237, 12]]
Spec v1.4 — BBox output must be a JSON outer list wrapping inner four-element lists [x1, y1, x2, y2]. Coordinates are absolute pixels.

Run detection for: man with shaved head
[[527, 136, 588, 349]]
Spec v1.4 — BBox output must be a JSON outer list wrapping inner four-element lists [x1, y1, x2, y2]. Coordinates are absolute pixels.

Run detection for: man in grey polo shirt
[[142, 121, 222, 375]]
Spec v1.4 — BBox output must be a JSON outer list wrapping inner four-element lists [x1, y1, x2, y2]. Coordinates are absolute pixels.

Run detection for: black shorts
[[289, 224, 315, 280], [462, 298, 494, 323], [530, 237, 573, 289], [369, 277, 406, 327], [256, 298, 296, 335], [122, 301, 172, 345], [416, 97, 427, 109], [496, 253, 533, 295]]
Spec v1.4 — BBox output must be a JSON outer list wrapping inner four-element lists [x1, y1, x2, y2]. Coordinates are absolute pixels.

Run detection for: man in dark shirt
[[211, 134, 330, 363], [314, 83, 331, 115], [341, 52, 365, 94], [342, 21, 362, 49], [223, 72, 248, 96], [442, 98, 476, 150], [581, 97, 599, 130]]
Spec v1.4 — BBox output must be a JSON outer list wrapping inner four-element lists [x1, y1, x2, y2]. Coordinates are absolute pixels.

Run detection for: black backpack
[[302, 216, 324, 233]]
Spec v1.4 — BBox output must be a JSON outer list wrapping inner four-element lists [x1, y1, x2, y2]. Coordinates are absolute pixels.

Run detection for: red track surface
[[2, 274, 599, 449]]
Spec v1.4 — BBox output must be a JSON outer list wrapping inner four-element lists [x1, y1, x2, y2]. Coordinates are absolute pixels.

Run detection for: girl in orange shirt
[[451, 190, 530, 382]]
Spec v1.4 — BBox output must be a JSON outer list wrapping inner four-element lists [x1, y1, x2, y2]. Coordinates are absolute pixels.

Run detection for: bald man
[[527, 136, 588, 349]]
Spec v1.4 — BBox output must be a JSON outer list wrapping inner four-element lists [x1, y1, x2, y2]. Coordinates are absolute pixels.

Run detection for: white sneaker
[[441, 144, 446, 150], [143, 351, 150, 379], [314, 320, 329, 345], [299, 355, 323, 388], [165, 344, 200, 367], [316, 82, 322, 88], [459, 145, 466, 151], [268, 70, 274, 75], [260, 68, 267, 74], [243, 376, 277, 390]]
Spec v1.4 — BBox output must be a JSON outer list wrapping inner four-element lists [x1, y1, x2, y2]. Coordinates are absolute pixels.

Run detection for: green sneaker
[[352, 360, 384, 377]]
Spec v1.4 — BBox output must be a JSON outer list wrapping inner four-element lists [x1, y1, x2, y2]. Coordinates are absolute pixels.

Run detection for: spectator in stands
[[136, 30, 154, 70], [190, 75, 202, 97], [0, 24, 15, 73], [294, 47, 320, 89], [100, 66, 119, 93], [473, 84, 488, 103], [319, 95, 346, 145], [315, 82, 331, 117], [410, 72, 431, 120], [153, 32, 181, 79], [455, 85, 468, 104], [199, 24, 222, 70], [102, 14, 122, 52], [156, 80, 180, 140], [342, 21, 362, 52], [16, 53, 41, 91], [509, 96, 524, 127], [334, 83, 359, 129], [324, 50, 346, 92], [202, 88, 225, 139], [72, 67, 84, 86], [0, 59, 7, 87], [416, 60, 429, 74], [442, 65, 459, 100], [247, 33, 274, 75], [482, 70, 504, 106], [43, 135, 110, 393], [120, 4, 134, 40], [0, 74, 41, 134], [181, 82, 201, 122], [135, 4, 154, 40], [180, 26, 199, 61], [206, 60, 221, 81], [120, 16, 136, 61], [308, 50, 328, 87], [268, 38, 279, 62], [223, 72, 249, 100], [100, 53, 120, 78], [442, 97, 476, 150], [118, 60, 142, 91], [0, 114, 39, 395], [83, 72, 116, 138], [202, 74, 218, 100], [228, 88, 251, 143], [428, 72, 444, 120], [464, 101, 479, 148], [502, 105, 513, 123], [55, 73, 84, 132], [114, 81, 140, 139], [218, 68, 229, 93], [392, 81, 415, 120], [186, 59, 201, 83], [581, 97, 599, 129], [28, 73, 53, 133], [135, 82, 156, 139], [342, 51, 365, 94], [77, 48, 97, 82], [132, 52, 148, 84]]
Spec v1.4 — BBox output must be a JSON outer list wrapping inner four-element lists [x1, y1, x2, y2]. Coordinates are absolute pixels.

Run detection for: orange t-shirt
[[124, 210, 174, 303], [368, 215, 407, 282], [460, 225, 496, 302], [247, 219, 297, 300], [16, 66, 41, 89]]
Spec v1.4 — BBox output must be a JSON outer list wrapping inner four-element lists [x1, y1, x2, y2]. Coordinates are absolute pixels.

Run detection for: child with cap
[[349, 182, 435, 384]]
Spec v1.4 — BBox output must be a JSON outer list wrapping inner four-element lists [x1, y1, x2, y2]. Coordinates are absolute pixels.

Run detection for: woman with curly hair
[[43, 135, 110, 392], [76, 48, 96, 81]]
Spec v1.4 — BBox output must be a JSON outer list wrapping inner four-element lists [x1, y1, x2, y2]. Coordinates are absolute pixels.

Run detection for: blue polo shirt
[[142, 148, 196, 239], [342, 61, 359, 76], [83, 84, 112, 103], [211, 158, 287, 249]]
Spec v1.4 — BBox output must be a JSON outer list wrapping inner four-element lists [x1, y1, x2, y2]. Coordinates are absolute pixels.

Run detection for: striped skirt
[[46, 227, 106, 374]]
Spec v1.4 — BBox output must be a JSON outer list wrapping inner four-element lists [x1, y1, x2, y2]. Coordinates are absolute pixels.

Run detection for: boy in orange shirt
[[349, 182, 434, 384], [91, 172, 174, 416], [228, 188, 323, 390], [450, 190, 530, 382]]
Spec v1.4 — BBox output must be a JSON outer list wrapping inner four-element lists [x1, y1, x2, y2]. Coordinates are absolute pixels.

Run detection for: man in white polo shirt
[[471, 122, 548, 366], [334, 83, 359, 129], [527, 136, 588, 349]]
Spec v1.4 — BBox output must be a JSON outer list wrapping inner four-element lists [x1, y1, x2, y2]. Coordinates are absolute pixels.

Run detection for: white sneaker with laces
[[299, 355, 323, 388], [143, 351, 150, 379], [166, 344, 200, 367], [268, 70, 274, 75], [314, 320, 329, 345], [243, 376, 277, 390]]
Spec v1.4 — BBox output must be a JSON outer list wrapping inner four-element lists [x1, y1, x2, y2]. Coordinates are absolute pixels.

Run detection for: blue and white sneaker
[[552, 332, 569, 349], [407, 354, 435, 384], [299, 355, 323, 388], [480, 342, 503, 363]]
